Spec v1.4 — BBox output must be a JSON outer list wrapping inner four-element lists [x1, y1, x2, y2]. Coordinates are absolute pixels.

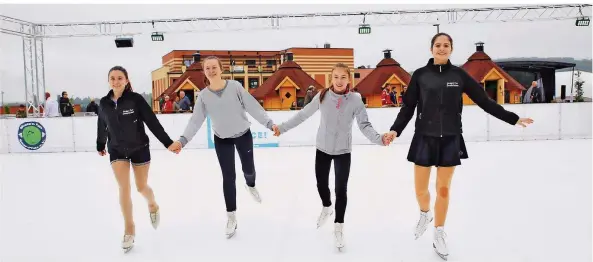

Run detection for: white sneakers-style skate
[[414, 210, 449, 260], [315, 206, 344, 251], [414, 210, 434, 240], [150, 209, 160, 230], [334, 223, 344, 251], [223, 186, 261, 239], [122, 234, 134, 253], [226, 211, 238, 239], [433, 226, 449, 260], [245, 185, 262, 203], [316, 206, 334, 228]]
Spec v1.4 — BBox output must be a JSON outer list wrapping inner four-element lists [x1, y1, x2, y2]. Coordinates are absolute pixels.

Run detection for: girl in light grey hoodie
[[169, 56, 277, 239], [274, 63, 390, 250]]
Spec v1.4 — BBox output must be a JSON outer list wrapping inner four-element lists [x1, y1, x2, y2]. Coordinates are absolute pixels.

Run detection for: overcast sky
[[1, 4, 591, 103]]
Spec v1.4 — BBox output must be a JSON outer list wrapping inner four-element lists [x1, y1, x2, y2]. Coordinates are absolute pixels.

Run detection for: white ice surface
[[0, 139, 591, 262]]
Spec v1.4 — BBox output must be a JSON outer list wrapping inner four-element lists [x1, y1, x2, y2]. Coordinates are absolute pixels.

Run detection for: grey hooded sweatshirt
[[278, 89, 384, 155]]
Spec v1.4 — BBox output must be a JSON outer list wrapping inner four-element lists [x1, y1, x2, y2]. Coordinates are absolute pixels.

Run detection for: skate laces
[[123, 235, 133, 242], [435, 227, 447, 244], [417, 212, 430, 229], [227, 213, 236, 228]]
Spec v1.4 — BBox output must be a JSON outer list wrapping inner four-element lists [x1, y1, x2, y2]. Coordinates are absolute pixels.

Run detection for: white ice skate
[[121, 234, 134, 253], [414, 210, 433, 240], [246, 185, 262, 203], [316, 206, 334, 228], [334, 223, 344, 251], [433, 226, 449, 260], [226, 211, 238, 239], [150, 209, 160, 229]]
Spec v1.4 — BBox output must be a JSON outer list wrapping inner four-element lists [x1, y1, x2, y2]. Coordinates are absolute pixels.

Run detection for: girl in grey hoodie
[[274, 63, 391, 250]]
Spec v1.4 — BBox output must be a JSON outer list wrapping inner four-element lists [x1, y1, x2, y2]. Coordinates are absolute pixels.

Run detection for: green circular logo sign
[[18, 121, 46, 150]]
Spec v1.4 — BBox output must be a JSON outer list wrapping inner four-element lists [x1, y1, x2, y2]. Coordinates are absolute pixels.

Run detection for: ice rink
[[0, 139, 591, 262]]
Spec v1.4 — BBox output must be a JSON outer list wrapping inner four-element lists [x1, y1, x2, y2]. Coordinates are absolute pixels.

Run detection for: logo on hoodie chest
[[122, 109, 135, 115], [446, 82, 459, 88]]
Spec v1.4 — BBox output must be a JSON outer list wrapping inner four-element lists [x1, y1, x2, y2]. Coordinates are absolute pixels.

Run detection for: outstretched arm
[[390, 71, 420, 137], [178, 95, 208, 147], [277, 93, 321, 134], [236, 83, 275, 130], [354, 97, 384, 145], [461, 70, 520, 125], [136, 94, 174, 148]]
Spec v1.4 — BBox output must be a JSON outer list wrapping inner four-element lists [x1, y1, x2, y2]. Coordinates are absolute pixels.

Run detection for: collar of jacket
[[329, 86, 350, 96], [106, 88, 133, 100], [426, 58, 453, 73]]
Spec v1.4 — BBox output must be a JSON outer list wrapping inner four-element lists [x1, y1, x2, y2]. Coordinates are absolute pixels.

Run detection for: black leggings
[[315, 149, 351, 223], [214, 130, 256, 212]]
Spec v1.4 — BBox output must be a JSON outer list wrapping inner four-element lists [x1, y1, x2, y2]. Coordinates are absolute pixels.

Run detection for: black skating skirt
[[407, 133, 468, 167]]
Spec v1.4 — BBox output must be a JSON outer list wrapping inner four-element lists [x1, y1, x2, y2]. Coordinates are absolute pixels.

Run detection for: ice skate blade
[[123, 246, 134, 253], [433, 243, 448, 261], [226, 224, 237, 239]]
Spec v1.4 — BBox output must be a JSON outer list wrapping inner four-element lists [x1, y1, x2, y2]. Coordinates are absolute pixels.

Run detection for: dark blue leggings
[[214, 130, 256, 212]]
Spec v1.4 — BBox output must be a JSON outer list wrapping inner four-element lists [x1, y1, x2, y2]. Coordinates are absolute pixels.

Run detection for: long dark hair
[[431, 32, 453, 50], [202, 56, 224, 87], [108, 66, 133, 91], [319, 63, 351, 103]]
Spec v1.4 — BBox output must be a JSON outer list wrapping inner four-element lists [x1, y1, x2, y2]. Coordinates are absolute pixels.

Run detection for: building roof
[[461, 50, 526, 91], [496, 61, 576, 72], [354, 57, 411, 96], [250, 60, 324, 100], [155, 62, 207, 101]]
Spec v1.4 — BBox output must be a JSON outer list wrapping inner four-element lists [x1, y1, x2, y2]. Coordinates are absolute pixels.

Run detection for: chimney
[[324, 43, 331, 48], [192, 51, 201, 63], [383, 49, 392, 59], [475, 42, 484, 52], [286, 52, 294, 61]]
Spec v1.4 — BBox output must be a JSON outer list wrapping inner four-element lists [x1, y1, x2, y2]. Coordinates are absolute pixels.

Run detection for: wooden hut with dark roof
[[461, 42, 525, 105], [250, 52, 324, 110], [353, 50, 411, 108], [154, 52, 207, 111]]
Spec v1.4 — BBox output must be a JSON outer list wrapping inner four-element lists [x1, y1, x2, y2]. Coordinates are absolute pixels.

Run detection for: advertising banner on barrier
[[0, 103, 590, 154], [5, 118, 75, 153], [205, 115, 279, 149]]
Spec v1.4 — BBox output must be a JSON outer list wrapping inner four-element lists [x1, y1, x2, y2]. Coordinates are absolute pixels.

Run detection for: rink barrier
[[0, 103, 590, 154]]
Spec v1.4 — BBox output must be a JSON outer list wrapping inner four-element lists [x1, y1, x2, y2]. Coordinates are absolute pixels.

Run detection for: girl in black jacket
[[97, 66, 175, 253], [386, 33, 533, 260]]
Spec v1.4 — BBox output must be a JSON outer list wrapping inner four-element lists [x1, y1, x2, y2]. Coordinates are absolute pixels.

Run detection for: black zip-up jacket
[[390, 58, 519, 137], [96, 88, 173, 153]]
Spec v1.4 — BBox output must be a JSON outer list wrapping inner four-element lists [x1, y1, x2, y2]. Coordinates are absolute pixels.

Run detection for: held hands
[[516, 118, 534, 127], [272, 125, 281, 137], [168, 141, 182, 154], [382, 131, 397, 146]]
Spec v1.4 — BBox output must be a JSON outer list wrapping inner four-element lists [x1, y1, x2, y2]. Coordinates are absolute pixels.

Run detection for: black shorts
[[109, 146, 151, 166], [407, 133, 468, 167]]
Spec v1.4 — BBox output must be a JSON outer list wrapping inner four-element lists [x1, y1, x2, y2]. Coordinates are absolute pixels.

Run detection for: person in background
[[44, 92, 60, 117], [86, 99, 99, 115], [178, 90, 192, 111], [59, 91, 74, 116]]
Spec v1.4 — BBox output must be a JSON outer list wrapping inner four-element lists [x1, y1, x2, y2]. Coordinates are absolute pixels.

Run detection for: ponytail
[[125, 82, 133, 92], [319, 88, 330, 103]]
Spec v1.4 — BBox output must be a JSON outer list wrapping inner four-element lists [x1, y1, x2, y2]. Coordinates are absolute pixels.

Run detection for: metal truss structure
[[1, 4, 591, 116]]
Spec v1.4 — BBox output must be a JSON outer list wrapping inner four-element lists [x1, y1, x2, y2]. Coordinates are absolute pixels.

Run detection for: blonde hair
[[202, 56, 224, 86], [320, 63, 351, 103]]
